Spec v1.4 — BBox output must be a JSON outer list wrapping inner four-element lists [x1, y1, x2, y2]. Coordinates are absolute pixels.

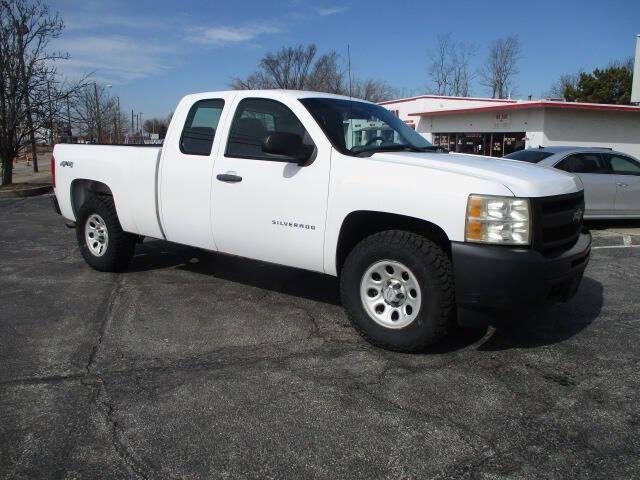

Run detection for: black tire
[[340, 230, 455, 352], [76, 195, 136, 272]]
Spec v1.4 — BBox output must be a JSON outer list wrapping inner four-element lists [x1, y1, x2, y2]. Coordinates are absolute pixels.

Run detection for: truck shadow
[[128, 240, 603, 352], [129, 240, 343, 305], [473, 276, 603, 351]]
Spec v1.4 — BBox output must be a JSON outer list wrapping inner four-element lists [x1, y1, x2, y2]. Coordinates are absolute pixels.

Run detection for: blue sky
[[50, 0, 640, 118]]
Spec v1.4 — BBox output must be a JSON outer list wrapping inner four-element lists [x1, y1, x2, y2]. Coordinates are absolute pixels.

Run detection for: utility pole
[[116, 96, 121, 143], [139, 112, 143, 141], [66, 95, 72, 143], [94, 82, 102, 143]]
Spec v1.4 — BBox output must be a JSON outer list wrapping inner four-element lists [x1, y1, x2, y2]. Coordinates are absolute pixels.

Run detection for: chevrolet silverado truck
[[51, 90, 591, 352]]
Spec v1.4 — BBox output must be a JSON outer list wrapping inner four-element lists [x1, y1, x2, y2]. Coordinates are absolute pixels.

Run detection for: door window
[[607, 154, 640, 175], [555, 153, 611, 174], [226, 98, 315, 161], [180, 99, 225, 156]]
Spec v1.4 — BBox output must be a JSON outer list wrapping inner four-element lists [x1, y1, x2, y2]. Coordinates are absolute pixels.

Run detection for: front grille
[[530, 191, 585, 253]]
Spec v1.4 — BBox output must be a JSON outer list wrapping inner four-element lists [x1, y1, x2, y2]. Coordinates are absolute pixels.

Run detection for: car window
[[180, 99, 225, 156], [226, 98, 315, 161], [607, 154, 640, 176], [555, 153, 611, 174], [503, 150, 554, 163]]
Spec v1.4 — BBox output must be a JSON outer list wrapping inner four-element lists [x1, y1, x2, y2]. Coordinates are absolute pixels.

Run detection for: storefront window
[[432, 132, 526, 157]]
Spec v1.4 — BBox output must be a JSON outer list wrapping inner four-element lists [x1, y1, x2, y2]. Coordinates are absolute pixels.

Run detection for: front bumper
[[451, 233, 591, 312]]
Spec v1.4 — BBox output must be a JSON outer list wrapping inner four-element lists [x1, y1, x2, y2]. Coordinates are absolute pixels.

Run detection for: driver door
[[211, 96, 331, 272]]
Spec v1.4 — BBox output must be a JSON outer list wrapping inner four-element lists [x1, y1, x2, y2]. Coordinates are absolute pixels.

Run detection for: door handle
[[216, 173, 242, 183], [616, 182, 628, 187]]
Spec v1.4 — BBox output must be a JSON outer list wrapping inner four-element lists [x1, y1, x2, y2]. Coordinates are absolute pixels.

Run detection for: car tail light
[[51, 155, 56, 188]]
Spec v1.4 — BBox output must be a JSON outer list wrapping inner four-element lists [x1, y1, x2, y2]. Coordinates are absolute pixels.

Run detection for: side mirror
[[262, 132, 311, 165]]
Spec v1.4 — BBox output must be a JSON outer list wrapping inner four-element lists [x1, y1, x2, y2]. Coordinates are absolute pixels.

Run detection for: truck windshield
[[300, 97, 436, 157]]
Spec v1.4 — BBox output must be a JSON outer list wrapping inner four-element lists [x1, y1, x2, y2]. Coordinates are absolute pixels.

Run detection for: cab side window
[[226, 98, 315, 161], [607, 154, 640, 176], [180, 99, 225, 156], [556, 153, 611, 174]]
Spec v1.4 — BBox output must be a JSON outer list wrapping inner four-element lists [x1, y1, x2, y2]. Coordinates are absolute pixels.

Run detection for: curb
[[0, 184, 53, 199]]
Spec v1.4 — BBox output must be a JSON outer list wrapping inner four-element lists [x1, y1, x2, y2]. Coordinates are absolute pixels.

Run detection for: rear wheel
[[340, 230, 455, 352], [76, 195, 136, 272]]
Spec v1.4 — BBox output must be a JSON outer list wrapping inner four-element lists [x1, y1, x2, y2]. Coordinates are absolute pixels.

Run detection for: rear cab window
[[180, 99, 225, 156]]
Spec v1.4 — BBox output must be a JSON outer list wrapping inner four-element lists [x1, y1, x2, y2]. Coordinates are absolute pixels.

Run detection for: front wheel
[[340, 230, 455, 352], [76, 195, 137, 272]]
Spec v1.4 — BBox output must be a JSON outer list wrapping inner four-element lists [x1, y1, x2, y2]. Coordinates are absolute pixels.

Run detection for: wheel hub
[[382, 279, 406, 306]]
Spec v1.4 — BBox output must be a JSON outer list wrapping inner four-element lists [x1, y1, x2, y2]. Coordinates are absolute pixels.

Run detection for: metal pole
[[94, 82, 101, 142], [116, 97, 120, 143], [66, 95, 72, 143]]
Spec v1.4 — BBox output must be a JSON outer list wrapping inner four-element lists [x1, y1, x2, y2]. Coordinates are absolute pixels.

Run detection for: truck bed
[[53, 144, 164, 239]]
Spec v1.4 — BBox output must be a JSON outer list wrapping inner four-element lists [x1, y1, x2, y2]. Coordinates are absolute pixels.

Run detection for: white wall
[[543, 109, 640, 157]]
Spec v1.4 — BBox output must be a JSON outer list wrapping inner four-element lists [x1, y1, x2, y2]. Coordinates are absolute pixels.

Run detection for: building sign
[[494, 112, 510, 129]]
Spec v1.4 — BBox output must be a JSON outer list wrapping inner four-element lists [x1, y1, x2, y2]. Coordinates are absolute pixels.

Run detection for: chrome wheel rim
[[84, 214, 109, 257], [360, 259, 422, 329]]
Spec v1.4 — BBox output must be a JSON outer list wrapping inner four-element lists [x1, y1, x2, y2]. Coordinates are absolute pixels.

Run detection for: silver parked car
[[504, 146, 640, 219]]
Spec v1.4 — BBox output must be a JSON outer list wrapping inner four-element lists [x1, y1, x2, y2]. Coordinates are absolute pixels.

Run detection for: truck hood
[[369, 151, 582, 197]]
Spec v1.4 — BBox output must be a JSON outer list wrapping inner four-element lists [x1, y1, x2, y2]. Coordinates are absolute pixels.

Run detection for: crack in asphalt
[[78, 276, 154, 480]]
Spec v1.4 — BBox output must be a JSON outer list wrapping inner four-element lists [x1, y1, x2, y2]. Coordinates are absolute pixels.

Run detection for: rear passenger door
[[159, 96, 231, 249], [606, 153, 640, 216], [555, 152, 616, 216], [211, 96, 330, 272]]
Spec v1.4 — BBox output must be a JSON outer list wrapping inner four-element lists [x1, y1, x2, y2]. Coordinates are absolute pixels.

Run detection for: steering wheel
[[365, 136, 387, 146]]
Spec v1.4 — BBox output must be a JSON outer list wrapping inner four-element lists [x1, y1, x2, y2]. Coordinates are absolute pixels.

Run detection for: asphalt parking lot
[[1, 196, 639, 479]]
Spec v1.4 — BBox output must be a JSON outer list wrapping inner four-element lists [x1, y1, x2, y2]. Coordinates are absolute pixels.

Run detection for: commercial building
[[380, 95, 640, 158]]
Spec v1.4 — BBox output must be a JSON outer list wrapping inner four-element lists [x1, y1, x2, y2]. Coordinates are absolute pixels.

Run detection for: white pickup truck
[[52, 90, 591, 351]]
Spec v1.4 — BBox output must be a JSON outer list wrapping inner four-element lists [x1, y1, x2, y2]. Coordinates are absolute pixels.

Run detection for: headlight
[[465, 195, 531, 245]]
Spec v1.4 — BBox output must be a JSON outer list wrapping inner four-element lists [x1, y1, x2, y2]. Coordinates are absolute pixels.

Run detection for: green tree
[[564, 62, 633, 104]]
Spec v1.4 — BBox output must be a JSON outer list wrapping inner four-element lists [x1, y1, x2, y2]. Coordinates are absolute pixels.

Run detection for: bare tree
[[479, 36, 522, 99], [450, 42, 476, 97], [350, 79, 396, 103], [0, 0, 76, 184], [546, 71, 582, 99], [306, 50, 345, 94], [427, 34, 454, 95], [70, 82, 122, 143], [232, 43, 396, 102], [427, 34, 476, 97]]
